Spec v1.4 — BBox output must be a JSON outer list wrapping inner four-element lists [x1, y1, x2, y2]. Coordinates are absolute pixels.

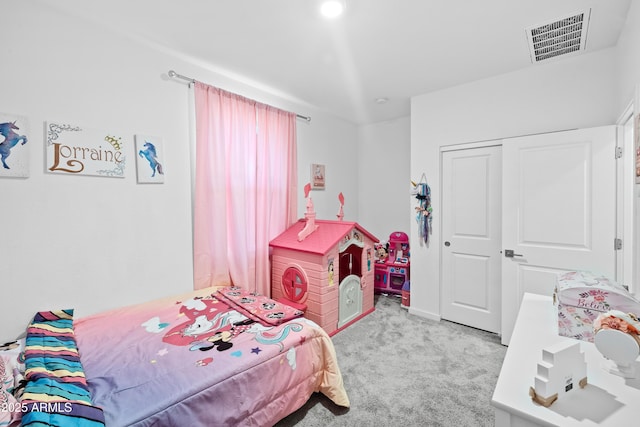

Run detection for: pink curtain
[[193, 82, 297, 295]]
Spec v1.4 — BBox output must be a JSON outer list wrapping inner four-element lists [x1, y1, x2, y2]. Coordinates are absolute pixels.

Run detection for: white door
[[338, 275, 362, 328], [441, 145, 502, 333], [501, 126, 617, 345]]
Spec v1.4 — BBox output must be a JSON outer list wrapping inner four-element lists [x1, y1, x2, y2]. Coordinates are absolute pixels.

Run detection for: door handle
[[504, 249, 523, 258]]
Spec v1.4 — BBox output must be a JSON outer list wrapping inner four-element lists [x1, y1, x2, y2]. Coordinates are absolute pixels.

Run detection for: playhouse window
[[282, 266, 308, 302]]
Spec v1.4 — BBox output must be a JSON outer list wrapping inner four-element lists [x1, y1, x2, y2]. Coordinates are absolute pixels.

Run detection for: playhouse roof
[[269, 219, 379, 255]]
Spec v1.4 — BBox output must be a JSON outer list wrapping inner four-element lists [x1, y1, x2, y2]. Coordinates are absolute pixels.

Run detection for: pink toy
[[374, 231, 410, 296], [297, 183, 319, 241], [270, 190, 378, 335], [336, 192, 345, 221]]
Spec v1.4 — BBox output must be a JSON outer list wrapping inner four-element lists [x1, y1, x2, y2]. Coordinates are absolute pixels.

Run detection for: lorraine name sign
[[46, 122, 126, 178]]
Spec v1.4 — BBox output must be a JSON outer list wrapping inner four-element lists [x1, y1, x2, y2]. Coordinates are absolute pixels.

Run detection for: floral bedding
[[1, 340, 24, 427]]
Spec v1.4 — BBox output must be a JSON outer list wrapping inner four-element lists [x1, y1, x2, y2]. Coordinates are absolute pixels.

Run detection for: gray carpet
[[275, 294, 507, 427]]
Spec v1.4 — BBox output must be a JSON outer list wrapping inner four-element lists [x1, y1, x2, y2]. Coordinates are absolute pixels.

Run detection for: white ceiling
[[44, 0, 631, 125]]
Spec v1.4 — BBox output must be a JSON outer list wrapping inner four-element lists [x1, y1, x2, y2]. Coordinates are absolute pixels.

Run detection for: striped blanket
[[21, 310, 105, 427]]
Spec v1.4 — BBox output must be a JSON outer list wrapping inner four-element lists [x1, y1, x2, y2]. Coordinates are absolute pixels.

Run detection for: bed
[[2, 286, 349, 427]]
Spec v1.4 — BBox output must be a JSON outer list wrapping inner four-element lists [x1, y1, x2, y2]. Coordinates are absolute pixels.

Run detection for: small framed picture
[[0, 113, 30, 178], [135, 134, 165, 184], [311, 163, 325, 190]]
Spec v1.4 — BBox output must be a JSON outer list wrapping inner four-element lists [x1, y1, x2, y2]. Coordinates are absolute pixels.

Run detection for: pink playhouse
[[269, 195, 378, 336]]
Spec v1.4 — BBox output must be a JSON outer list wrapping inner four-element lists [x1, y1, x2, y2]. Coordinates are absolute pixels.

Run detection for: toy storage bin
[[555, 271, 640, 342]]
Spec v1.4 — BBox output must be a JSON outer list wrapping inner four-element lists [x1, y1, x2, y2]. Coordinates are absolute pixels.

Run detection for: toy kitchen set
[[374, 231, 410, 295]]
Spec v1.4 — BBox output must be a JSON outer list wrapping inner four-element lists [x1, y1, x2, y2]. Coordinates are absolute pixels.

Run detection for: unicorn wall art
[[0, 114, 29, 178], [135, 135, 165, 183]]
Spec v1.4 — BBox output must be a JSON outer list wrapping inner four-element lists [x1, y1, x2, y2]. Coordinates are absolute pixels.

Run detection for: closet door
[[441, 145, 502, 334], [501, 126, 617, 345]]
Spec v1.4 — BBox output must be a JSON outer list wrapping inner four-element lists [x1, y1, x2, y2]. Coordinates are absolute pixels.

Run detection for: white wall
[[615, 1, 640, 113], [614, 2, 640, 294], [0, 2, 359, 342], [410, 48, 618, 320], [297, 115, 359, 222], [357, 117, 411, 242]]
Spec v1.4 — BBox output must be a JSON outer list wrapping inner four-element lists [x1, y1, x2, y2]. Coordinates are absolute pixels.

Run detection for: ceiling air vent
[[526, 9, 591, 63]]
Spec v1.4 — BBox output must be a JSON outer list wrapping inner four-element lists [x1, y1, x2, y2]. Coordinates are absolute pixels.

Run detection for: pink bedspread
[[73, 287, 349, 426]]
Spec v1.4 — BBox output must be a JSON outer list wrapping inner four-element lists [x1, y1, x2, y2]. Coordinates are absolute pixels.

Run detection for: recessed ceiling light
[[320, 1, 345, 18], [375, 97, 389, 104]]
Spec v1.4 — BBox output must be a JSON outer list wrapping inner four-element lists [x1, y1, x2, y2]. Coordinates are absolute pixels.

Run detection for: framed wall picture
[[311, 163, 325, 190], [46, 121, 127, 178], [0, 113, 29, 178], [135, 134, 165, 184]]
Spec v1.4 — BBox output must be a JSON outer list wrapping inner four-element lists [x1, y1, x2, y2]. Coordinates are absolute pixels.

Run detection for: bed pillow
[[21, 309, 105, 426], [217, 286, 304, 325], [1, 355, 22, 427], [1, 355, 18, 396]]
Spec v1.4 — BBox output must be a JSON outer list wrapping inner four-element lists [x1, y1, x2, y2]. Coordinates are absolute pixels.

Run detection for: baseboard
[[329, 307, 375, 337], [407, 306, 441, 322]]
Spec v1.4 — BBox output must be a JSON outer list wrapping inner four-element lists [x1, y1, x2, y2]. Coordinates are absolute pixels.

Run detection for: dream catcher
[[412, 174, 432, 247]]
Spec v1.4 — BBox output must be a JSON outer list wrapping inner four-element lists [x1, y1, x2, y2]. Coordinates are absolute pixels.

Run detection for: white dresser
[[491, 293, 640, 426]]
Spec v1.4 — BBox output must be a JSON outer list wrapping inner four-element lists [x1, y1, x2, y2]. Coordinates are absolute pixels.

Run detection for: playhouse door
[[441, 145, 502, 334], [338, 275, 362, 329], [501, 126, 617, 345]]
